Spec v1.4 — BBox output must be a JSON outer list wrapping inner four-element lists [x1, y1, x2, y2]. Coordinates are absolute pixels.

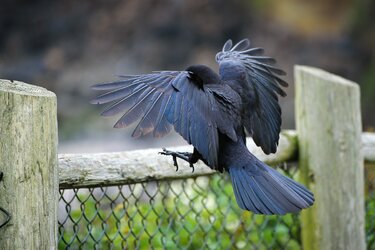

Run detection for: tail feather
[[229, 157, 314, 215]]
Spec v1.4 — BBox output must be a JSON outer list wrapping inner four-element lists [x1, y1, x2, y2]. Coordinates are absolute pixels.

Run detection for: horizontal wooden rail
[[363, 132, 375, 163], [58, 130, 375, 189]]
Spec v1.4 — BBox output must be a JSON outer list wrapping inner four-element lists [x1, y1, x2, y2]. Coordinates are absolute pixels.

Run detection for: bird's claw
[[160, 148, 180, 171], [172, 155, 178, 171], [190, 163, 195, 173], [159, 148, 195, 172]]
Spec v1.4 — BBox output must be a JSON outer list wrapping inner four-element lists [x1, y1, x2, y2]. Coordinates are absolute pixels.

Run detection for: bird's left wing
[[91, 71, 238, 168]]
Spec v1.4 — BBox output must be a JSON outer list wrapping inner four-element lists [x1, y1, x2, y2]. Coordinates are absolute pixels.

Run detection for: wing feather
[[91, 77, 140, 90], [216, 38, 288, 154], [100, 85, 148, 116], [114, 87, 157, 128], [154, 95, 173, 137], [132, 92, 164, 137]]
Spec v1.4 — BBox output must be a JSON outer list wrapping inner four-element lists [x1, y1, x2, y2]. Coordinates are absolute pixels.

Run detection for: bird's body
[[91, 39, 314, 215]]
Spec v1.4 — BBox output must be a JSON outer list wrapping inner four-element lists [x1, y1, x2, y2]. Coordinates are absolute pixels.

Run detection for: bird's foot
[[159, 148, 195, 172]]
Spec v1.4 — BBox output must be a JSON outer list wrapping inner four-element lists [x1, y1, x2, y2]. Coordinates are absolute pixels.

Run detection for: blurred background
[[1, 0, 374, 153]]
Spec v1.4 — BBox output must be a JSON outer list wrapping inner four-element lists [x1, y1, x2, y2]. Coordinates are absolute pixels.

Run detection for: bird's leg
[[160, 148, 198, 172]]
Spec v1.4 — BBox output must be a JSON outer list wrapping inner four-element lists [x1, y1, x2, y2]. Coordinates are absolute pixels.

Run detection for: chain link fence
[[58, 165, 375, 250]]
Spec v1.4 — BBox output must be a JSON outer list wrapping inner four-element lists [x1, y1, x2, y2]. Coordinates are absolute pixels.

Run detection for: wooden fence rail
[[58, 130, 298, 189], [58, 131, 375, 189], [0, 65, 372, 250]]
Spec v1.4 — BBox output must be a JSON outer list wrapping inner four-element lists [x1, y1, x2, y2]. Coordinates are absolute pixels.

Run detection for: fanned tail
[[228, 156, 314, 215]]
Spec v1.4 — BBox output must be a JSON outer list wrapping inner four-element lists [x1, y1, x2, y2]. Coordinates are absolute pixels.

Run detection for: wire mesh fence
[[58, 165, 302, 250], [58, 165, 375, 250]]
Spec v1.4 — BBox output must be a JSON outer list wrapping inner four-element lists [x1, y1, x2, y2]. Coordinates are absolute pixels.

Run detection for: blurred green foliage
[[366, 193, 375, 248]]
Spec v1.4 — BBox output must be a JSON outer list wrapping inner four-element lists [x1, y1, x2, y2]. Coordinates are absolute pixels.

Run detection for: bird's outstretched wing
[[216, 39, 288, 154], [91, 71, 239, 168]]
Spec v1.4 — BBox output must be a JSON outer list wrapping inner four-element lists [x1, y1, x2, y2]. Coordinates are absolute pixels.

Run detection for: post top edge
[[0, 79, 56, 97], [294, 65, 358, 89]]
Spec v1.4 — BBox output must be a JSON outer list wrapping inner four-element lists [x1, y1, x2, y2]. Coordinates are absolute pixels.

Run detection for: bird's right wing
[[90, 71, 239, 168], [216, 39, 288, 154]]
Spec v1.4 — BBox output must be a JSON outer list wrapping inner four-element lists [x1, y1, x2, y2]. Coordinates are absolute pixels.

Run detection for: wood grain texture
[[58, 130, 298, 189], [0, 80, 58, 249], [295, 66, 366, 250]]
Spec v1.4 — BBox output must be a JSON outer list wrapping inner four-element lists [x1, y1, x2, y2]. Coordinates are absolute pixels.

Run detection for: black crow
[[91, 39, 314, 215]]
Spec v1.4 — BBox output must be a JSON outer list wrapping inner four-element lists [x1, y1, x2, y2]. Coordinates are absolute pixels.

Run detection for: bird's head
[[186, 64, 220, 86]]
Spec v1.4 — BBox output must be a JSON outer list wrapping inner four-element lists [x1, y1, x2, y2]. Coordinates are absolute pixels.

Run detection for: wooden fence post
[[295, 66, 366, 250], [0, 80, 58, 249]]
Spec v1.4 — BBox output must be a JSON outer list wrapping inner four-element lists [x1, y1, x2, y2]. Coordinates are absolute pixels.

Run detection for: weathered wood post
[[0, 80, 58, 249], [295, 66, 366, 250]]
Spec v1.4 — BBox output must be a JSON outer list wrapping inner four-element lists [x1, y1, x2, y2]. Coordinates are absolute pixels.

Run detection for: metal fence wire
[[58, 165, 302, 250], [58, 165, 375, 250]]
